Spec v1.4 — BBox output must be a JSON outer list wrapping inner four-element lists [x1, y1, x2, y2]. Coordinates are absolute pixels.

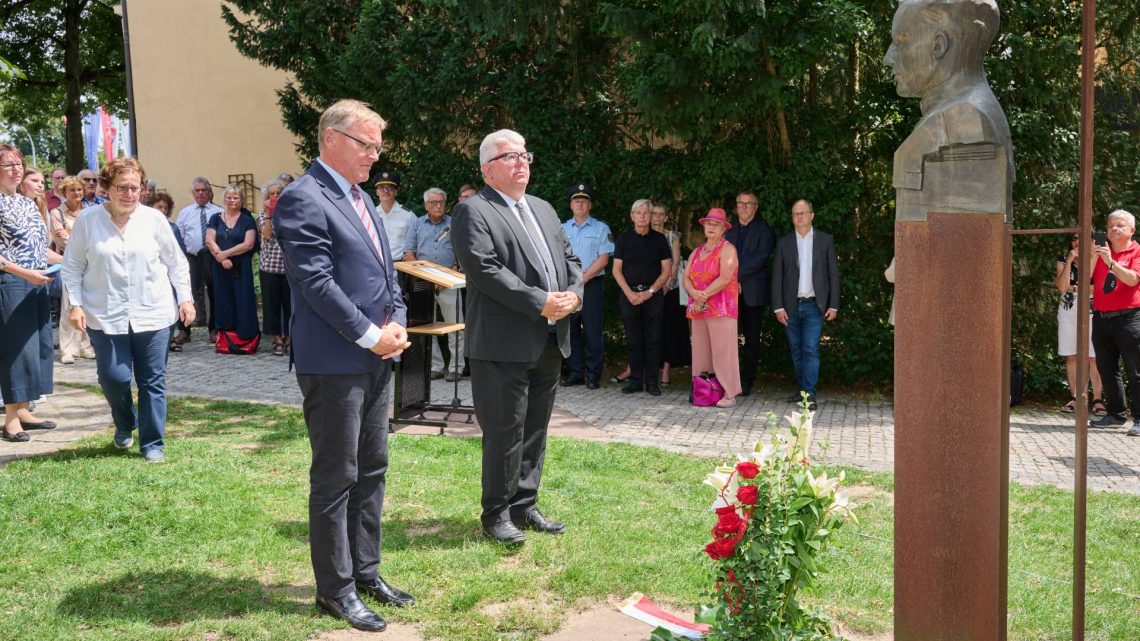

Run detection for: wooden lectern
[[391, 261, 473, 431]]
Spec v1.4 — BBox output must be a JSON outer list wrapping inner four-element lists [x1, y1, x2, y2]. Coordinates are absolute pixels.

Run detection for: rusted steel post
[[1073, 1, 1096, 639]]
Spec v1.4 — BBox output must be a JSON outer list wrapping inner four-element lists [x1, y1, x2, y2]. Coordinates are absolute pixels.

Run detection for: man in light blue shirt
[[561, 183, 614, 389], [404, 187, 463, 380]]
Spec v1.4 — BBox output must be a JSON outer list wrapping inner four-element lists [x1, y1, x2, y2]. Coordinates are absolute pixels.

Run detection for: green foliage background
[[221, 0, 1140, 396]]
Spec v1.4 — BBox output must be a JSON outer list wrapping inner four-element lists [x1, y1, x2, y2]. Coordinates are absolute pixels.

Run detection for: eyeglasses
[[333, 129, 383, 156], [376, 185, 397, 192], [0, 162, 24, 171], [425, 200, 446, 206], [82, 177, 98, 183], [112, 184, 141, 194], [792, 210, 813, 217], [487, 151, 534, 165], [736, 201, 758, 208]]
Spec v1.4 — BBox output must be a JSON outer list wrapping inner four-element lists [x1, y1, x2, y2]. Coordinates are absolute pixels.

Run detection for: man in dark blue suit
[[725, 191, 775, 396], [273, 99, 413, 633]]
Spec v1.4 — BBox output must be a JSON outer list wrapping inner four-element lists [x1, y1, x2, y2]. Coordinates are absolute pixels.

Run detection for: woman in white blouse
[[61, 158, 194, 463]]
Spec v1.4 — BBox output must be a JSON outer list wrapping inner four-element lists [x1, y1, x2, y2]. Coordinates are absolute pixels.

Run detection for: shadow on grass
[[272, 516, 517, 554], [167, 397, 307, 453], [57, 569, 306, 624]]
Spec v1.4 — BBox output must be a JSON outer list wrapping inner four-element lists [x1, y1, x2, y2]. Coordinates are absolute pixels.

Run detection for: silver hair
[[277, 172, 294, 183], [317, 99, 386, 151], [261, 178, 286, 199], [190, 176, 212, 192], [423, 187, 447, 202], [630, 198, 653, 214], [146, 178, 157, 189], [478, 129, 526, 164], [1107, 209, 1136, 229]]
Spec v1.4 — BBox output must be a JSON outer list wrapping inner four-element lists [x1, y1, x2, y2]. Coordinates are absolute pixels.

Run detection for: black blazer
[[273, 161, 406, 375], [725, 217, 775, 308], [452, 187, 584, 363], [770, 229, 840, 315]]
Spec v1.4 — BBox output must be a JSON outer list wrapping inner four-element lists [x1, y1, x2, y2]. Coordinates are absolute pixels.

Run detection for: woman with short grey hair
[[258, 178, 290, 355]]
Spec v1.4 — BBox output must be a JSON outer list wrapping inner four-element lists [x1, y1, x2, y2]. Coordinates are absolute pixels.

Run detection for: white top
[[796, 227, 815, 299], [61, 204, 192, 334], [175, 201, 223, 255], [376, 201, 416, 258]]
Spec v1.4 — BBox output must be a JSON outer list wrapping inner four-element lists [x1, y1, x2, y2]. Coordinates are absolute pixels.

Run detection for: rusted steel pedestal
[[894, 212, 1010, 641]]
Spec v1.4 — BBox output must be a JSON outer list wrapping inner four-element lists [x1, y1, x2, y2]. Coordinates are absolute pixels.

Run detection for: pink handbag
[[691, 372, 725, 407]]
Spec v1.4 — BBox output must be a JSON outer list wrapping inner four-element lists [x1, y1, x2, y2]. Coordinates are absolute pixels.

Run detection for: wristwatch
[[648, 287, 656, 295]]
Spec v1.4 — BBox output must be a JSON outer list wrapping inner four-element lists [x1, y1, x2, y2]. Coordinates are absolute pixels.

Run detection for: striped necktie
[[350, 186, 384, 262]]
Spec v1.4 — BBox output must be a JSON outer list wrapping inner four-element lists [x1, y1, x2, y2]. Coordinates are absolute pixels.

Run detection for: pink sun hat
[[698, 208, 732, 229]]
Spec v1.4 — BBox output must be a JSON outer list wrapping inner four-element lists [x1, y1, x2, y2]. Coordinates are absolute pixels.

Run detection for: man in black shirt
[[612, 199, 673, 395]]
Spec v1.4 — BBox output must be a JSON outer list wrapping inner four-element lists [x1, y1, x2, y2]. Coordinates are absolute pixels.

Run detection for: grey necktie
[[515, 198, 556, 291], [198, 205, 208, 246]]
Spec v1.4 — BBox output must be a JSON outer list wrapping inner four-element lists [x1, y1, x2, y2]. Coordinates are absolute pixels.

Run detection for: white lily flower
[[750, 443, 776, 466], [829, 490, 858, 522], [703, 465, 738, 495], [806, 469, 840, 498]]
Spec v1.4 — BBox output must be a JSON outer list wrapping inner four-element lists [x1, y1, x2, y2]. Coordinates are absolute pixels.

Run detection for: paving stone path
[[41, 336, 1139, 495]]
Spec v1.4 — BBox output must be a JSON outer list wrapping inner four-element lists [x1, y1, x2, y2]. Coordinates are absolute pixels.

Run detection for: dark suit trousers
[[738, 298, 766, 390], [565, 278, 605, 383], [297, 364, 392, 598], [470, 335, 561, 526], [187, 251, 215, 332], [619, 292, 665, 385]]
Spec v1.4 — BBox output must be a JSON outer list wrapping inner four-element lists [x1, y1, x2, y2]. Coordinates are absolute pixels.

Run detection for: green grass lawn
[[0, 396, 1136, 641]]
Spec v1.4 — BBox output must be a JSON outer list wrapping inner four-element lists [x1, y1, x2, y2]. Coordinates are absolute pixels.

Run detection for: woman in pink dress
[[683, 208, 741, 407]]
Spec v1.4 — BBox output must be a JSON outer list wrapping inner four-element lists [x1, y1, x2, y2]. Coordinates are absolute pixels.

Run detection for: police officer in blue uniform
[[561, 184, 614, 389]]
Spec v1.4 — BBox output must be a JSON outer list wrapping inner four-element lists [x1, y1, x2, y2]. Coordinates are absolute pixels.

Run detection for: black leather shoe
[[20, 420, 57, 430], [2, 431, 29, 443], [739, 386, 752, 397], [806, 396, 818, 411], [512, 507, 567, 534], [356, 576, 415, 607], [560, 376, 584, 387], [621, 382, 643, 394], [315, 592, 386, 632], [483, 520, 527, 544], [646, 385, 662, 397], [786, 392, 805, 403], [586, 380, 600, 390]]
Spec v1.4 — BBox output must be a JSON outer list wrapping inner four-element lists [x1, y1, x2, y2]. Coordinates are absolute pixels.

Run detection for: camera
[[1094, 230, 1107, 247]]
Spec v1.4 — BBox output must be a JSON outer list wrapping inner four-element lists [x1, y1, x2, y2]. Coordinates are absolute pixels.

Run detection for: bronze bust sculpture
[[884, 0, 1014, 222]]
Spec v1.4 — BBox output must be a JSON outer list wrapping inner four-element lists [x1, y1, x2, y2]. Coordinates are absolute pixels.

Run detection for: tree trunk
[[64, 0, 86, 173], [765, 58, 792, 162]]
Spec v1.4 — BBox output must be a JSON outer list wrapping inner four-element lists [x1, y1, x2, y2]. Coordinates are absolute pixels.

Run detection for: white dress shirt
[[61, 204, 192, 334], [175, 201, 222, 255], [796, 227, 815, 299]]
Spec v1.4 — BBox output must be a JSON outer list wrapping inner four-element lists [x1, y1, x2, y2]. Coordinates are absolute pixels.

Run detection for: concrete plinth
[[894, 212, 1010, 641]]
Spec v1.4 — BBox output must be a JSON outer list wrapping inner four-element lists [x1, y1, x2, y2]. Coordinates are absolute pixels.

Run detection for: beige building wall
[[127, 0, 304, 210]]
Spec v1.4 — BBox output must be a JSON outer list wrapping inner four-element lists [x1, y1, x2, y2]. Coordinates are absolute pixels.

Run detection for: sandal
[[715, 398, 737, 408], [609, 373, 631, 384], [1060, 398, 1077, 413], [273, 340, 285, 356], [169, 341, 183, 353], [1091, 398, 1107, 417]]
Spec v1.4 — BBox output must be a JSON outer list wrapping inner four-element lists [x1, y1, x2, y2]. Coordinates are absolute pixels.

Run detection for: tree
[[0, 0, 126, 173], [222, 0, 1140, 394]]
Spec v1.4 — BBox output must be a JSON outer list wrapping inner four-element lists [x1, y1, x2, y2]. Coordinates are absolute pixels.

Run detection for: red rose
[[735, 461, 760, 479], [713, 510, 746, 540], [705, 539, 737, 560], [736, 484, 759, 506]]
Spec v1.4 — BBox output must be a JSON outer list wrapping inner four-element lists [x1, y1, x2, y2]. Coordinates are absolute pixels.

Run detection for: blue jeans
[[88, 325, 173, 453], [785, 300, 824, 396]]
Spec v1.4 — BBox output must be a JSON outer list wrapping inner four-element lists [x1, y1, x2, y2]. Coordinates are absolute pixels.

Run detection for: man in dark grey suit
[[452, 129, 584, 545], [274, 99, 414, 633], [771, 199, 840, 411]]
